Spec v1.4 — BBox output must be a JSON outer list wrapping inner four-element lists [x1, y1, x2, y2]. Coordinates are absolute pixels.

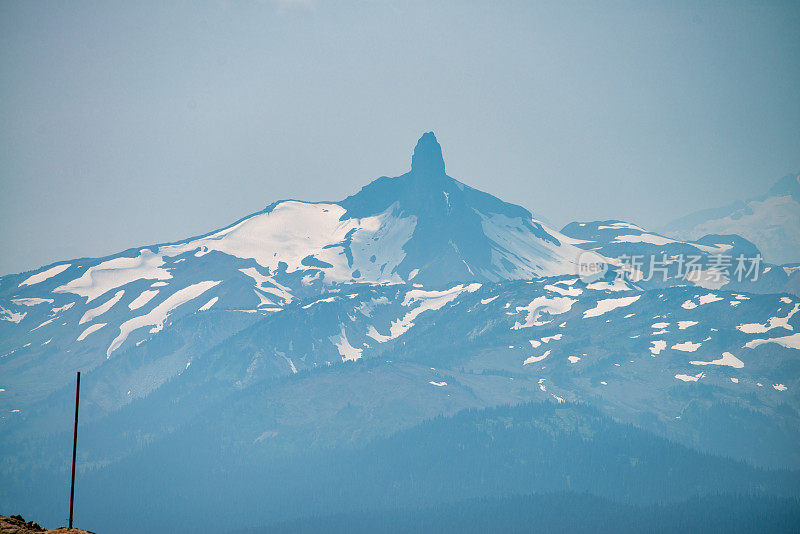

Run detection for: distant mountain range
[[660, 172, 800, 265], [1, 133, 798, 533]]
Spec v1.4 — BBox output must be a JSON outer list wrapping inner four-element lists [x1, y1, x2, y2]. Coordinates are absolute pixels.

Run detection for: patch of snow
[[514, 295, 577, 328], [30, 318, 54, 331], [429, 381, 447, 387], [544, 284, 582, 297], [698, 293, 723, 305], [672, 341, 702, 352], [11, 297, 54, 306], [77, 322, 107, 341], [330, 327, 362, 362], [568, 355, 581, 363], [598, 222, 647, 232], [773, 384, 787, 391], [586, 279, 632, 292], [129, 290, 159, 310], [80, 290, 124, 324], [744, 333, 800, 350], [302, 296, 336, 309], [198, 297, 218, 311], [690, 352, 744, 368], [524, 350, 551, 365], [50, 302, 75, 316], [541, 333, 563, 343], [650, 340, 667, 355], [675, 372, 704, 382], [0, 306, 26, 323], [614, 233, 675, 246], [583, 295, 640, 318], [737, 303, 799, 334], [19, 264, 72, 287], [678, 321, 698, 329]]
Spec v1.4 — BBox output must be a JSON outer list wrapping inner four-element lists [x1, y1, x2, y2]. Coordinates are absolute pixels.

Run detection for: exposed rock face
[[0, 515, 93, 534]]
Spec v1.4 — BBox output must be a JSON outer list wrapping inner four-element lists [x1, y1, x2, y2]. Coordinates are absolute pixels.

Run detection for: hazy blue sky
[[2, 0, 799, 275]]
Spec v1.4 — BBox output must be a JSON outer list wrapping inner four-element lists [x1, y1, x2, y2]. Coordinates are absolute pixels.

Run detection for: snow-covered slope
[[561, 219, 800, 296], [661, 173, 800, 265]]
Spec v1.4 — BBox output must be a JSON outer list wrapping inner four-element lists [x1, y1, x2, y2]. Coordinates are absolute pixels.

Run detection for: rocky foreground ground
[[0, 515, 93, 534]]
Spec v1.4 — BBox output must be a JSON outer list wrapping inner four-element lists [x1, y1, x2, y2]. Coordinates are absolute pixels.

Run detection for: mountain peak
[[411, 132, 445, 175]]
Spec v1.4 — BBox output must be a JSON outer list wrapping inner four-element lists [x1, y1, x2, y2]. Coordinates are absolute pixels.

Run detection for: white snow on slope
[[675, 372, 704, 382], [586, 279, 633, 292], [583, 296, 640, 318], [678, 321, 698, 329], [164, 202, 416, 283], [77, 322, 107, 341], [31, 318, 54, 331], [330, 327, 362, 362], [55, 250, 171, 302], [513, 296, 576, 329], [129, 290, 159, 310], [598, 222, 647, 232], [80, 290, 124, 324], [690, 352, 744, 368], [672, 341, 702, 352], [744, 333, 800, 350], [19, 264, 71, 287], [613, 233, 675, 246], [737, 303, 799, 334], [650, 340, 667, 355], [106, 281, 221, 357], [239, 267, 293, 305], [11, 298, 54, 306], [369, 284, 482, 342], [698, 293, 723, 305], [429, 381, 447, 387], [524, 350, 551, 365], [198, 297, 218, 311], [544, 284, 582, 296], [478, 213, 588, 279], [0, 306, 26, 323], [302, 297, 336, 309]]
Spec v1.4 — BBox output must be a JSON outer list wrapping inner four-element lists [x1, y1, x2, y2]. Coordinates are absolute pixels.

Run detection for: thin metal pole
[[69, 371, 80, 529]]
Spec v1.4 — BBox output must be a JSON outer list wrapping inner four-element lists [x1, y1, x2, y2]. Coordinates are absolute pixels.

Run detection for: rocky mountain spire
[[410, 132, 445, 175]]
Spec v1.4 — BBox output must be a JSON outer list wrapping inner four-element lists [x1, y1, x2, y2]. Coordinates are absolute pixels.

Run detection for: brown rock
[[0, 516, 94, 534]]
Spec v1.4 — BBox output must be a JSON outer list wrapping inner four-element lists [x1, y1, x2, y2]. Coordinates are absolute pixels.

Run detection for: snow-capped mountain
[[661, 172, 800, 265], [1, 133, 799, 532], [0, 133, 589, 367]]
